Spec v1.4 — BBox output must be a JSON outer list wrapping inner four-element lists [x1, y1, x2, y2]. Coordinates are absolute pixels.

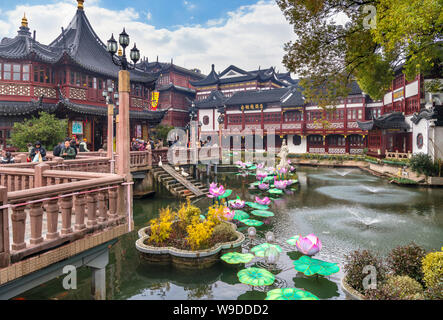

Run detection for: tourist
[[1, 151, 15, 164], [60, 140, 76, 160], [70, 138, 78, 156], [150, 139, 155, 150], [157, 139, 164, 149], [102, 139, 108, 151], [79, 138, 90, 152], [30, 141, 47, 162], [130, 138, 138, 151], [53, 141, 63, 157]]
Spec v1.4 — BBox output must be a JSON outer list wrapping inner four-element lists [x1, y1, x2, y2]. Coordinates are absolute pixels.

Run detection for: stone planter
[[341, 276, 365, 300], [135, 222, 245, 269]]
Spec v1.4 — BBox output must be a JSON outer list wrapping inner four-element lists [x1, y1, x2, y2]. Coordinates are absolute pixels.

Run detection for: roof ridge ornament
[[78, 0, 84, 10], [22, 13, 28, 28]]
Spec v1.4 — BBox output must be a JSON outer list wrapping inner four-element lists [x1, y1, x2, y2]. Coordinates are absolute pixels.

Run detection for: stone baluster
[[45, 199, 60, 240], [60, 196, 73, 235], [74, 194, 86, 231], [97, 190, 107, 223], [34, 163, 49, 188], [29, 202, 44, 245], [86, 192, 98, 227], [0, 186, 10, 267], [11, 206, 26, 250], [108, 188, 118, 220]]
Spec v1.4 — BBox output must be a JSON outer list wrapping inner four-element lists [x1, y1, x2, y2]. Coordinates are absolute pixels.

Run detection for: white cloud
[[0, 0, 295, 75], [183, 1, 196, 11], [146, 11, 152, 21]]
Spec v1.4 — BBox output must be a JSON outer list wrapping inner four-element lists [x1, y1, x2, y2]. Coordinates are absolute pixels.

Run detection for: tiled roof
[[225, 87, 291, 106]]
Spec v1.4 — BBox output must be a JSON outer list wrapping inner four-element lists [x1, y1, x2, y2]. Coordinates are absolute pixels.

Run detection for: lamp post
[[107, 28, 141, 177], [102, 84, 119, 174], [188, 101, 198, 163], [217, 111, 225, 161], [107, 28, 141, 233]]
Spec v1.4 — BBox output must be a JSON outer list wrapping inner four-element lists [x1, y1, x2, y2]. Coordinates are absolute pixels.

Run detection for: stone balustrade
[[0, 173, 126, 266]]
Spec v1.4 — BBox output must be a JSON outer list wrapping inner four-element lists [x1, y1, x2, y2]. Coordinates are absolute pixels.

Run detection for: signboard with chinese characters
[[393, 88, 404, 100], [72, 121, 83, 135], [151, 91, 159, 110], [240, 103, 265, 111]]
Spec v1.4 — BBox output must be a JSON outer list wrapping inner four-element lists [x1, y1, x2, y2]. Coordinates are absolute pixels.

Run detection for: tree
[[152, 124, 175, 142], [9, 112, 68, 151], [277, 0, 442, 108]]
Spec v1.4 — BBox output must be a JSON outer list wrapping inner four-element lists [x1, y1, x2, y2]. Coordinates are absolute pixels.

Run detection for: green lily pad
[[221, 252, 255, 264], [265, 288, 319, 300], [240, 219, 264, 227], [199, 215, 206, 221], [250, 181, 261, 186], [262, 176, 274, 183], [251, 210, 275, 218], [233, 210, 250, 221], [237, 267, 275, 286], [286, 235, 301, 246], [293, 256, 340, 276], [219, 189, 232, 199], [246, 165, 257, 170], [268, 188, 283, 195], [245, 202, 269, 210], [250, 243, 282, 257]]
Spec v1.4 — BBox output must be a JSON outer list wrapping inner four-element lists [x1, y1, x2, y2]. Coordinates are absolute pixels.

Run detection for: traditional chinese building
[[190, 65, 294, 101], [137, 58, 206, 128], [358, 66, 443, 158], [0, 1, 166, 151], [196, 81, 375, 154]]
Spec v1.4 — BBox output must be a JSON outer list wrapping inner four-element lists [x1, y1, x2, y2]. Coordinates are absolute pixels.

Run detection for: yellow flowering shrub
[[206, 204, 227, 227], [186, 217, 215, 250], [422, 247, 443, 289], [176, 198, 201, 232], [149, 207, 174, 244]]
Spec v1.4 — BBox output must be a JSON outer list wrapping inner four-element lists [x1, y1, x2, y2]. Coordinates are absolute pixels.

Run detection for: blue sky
[[0, 0, 261, 29], [0, 0, 295, 74]]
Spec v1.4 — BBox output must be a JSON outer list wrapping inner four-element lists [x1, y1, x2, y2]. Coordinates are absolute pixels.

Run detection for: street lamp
[[107, 28, 140, 71], [102, 86, 119, 174]]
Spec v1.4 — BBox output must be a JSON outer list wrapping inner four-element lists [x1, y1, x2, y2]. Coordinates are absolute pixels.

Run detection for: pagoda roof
[[48, 9, 156, 84], [137, 60, 206, 79], [0, 26, 62, 63], [357, 112, 410, 131], [190, 64, 288, 87], [281, 85, 305, 107], [0, 100, 56, 116], [225, 87, 291, 106], [194, 91, 227, 109], [157, 83, 196, 95], [411, 106, 443, 126]]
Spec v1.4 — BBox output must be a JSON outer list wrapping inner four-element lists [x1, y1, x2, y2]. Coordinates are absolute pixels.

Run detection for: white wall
[[199, 109, 218, 132], [412, 118, 429, 156], [287, 135, 307, 154], [384, 92, 392, 105], [430, 126, 443, 161], [405, 80, 419, 98]]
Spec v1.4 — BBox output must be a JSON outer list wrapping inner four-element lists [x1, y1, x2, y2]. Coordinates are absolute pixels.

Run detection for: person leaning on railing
[[60, 140, 76, 160]]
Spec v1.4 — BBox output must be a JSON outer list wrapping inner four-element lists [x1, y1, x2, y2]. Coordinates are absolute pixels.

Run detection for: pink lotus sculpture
[[255, 196, 271, 206], [258, 183, 270, 191], [290, 166, 296, 172], [295, 234, 322, 256], [256, 171, 268, 181], [274, 180, 288, 190], [208, 183, 226, 198], [235, 161, 247, 169], [257, 163, 265, 169], [278, 167, 288, 175], [223, 207, 235, 221], [230, 197, 245, 209]]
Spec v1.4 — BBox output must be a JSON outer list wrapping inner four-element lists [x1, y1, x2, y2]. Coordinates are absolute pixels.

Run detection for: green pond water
[[17, 167, 443, 300]]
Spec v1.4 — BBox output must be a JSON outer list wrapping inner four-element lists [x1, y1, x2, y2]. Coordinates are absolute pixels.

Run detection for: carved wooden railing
[[0, 172, 127, 265], [386, 151, 411, 160]]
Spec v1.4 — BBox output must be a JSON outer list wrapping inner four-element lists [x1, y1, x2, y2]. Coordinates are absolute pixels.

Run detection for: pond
[[17, 167, 443, 300]]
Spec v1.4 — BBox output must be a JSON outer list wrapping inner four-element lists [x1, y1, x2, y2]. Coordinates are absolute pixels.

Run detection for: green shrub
[[211, 223, 237, 243], [343, 249, 387, 294], [9, 112, 68, 151], [387, 243, 427, 284], [422, 248, 443, 289], [409, 153, 438, 177], [365, 275, 424, 300]]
